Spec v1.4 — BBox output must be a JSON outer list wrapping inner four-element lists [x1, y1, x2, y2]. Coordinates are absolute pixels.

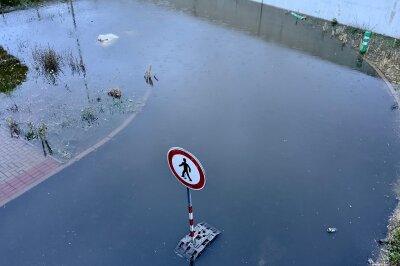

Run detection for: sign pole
[[187, 187, 195, 245]]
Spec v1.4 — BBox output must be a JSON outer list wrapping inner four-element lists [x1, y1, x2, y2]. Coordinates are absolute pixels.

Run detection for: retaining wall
[[252, 0, 399, 38]]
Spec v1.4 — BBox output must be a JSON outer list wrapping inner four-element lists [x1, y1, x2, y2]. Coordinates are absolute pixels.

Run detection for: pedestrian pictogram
[[179, 158, 192, 181]]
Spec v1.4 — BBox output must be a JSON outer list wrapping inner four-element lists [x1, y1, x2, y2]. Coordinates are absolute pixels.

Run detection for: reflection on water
[[149, 0, 377, 77], [0, 0, 148, 160], [0, 0, 399, 266]]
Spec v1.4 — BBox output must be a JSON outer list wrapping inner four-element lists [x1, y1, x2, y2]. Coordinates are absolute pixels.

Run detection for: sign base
[[175, 222, 221, 261]]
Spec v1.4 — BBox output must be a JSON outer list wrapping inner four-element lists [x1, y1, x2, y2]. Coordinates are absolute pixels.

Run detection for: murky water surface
[[1, 0, 400, 265], [0, 0, 149, 159]]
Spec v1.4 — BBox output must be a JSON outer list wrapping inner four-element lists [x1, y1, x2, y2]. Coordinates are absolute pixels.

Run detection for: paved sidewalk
[[0, 127, 61, 206]]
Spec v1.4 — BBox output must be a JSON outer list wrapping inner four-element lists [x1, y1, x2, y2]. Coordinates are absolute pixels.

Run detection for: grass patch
[[0, 46, 28, 94], [32, 45, 63, 75], [389, 228, 400, 264], [32, 46, 84, 83], [1, 0, 38, 6], [0, 0, 42, 10]]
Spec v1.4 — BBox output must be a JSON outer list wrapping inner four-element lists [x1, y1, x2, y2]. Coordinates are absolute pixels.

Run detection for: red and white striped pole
[[187, 188, 195, 244]]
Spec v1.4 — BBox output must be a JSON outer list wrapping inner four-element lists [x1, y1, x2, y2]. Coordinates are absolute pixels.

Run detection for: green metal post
[[360, 31, 372, 54]]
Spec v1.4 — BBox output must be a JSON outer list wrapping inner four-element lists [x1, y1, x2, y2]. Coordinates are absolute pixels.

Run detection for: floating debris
[[391, 103, 399, 111], [108, 88, 122, 99], [327, 227, 337, 233], [97, 33, 119, 46], [175, 222, 221, 262]]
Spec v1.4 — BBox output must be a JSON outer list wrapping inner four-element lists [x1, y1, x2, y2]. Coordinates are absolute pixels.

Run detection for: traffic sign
[[167, 147, 206, 190]]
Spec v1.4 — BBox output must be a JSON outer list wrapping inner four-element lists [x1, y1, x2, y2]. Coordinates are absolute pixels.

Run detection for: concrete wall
[[252, 0, 400, 38]]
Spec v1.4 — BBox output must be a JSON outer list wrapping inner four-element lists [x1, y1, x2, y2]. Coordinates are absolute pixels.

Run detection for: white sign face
[[167, 147, 206, 190]]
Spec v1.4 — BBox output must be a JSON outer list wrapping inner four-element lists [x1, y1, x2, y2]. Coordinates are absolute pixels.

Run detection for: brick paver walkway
[[0, 127, 61, 206]]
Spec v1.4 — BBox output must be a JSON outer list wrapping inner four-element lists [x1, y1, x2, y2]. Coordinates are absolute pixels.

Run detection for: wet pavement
[[0, 0, 400, 265], [0, 127, 60, 205]]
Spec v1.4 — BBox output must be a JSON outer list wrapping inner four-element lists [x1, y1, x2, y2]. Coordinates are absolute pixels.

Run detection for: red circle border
[[167, 147, 206, 190]]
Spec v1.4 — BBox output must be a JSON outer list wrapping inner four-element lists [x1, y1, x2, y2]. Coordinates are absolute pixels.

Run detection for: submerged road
[[1, 0, 400, 265]]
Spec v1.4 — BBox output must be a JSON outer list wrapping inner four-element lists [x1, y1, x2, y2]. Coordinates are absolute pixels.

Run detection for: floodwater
[[1, 0, 400, 265], [0, 0, 149, 159]]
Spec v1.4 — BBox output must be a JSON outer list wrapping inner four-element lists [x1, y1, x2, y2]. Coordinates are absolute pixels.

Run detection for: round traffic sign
[[167, 147, 206, 190]]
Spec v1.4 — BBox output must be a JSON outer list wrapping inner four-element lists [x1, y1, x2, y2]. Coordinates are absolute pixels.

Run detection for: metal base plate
[[175, 222, 221, 261]]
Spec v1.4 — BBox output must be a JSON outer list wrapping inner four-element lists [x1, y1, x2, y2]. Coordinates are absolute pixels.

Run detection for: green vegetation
[[0, 46, 28, 94], [0, 0, 51, 15], [389, 228, 400, 264], [25, 123, 37, 141], [0, 0, 41, 8], [331, 18, 338, 27], [81, 107, 98, 125], [0, 0, 40, 14]]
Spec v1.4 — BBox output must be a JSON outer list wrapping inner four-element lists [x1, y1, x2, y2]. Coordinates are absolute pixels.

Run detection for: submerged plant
[[6, 117, 20, 138], [38, 123, 53, 156], [32, 45, 63, 82], [144, 65, 153, 86], [81, 107, 98, 125], [25, 122, 37, 141], [65, 50, 85, 75]]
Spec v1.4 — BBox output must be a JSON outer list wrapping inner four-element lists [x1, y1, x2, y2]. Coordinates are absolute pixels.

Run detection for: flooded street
[[1, 0, 400, 265], [0, 0, 150, 159]]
